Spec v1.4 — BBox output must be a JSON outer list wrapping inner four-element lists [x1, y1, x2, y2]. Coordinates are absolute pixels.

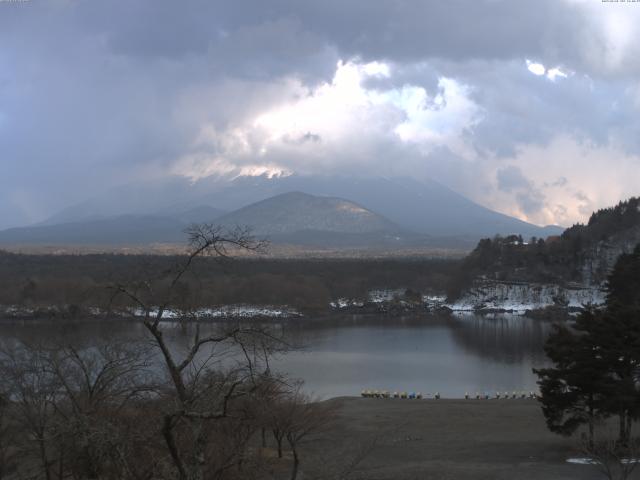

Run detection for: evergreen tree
[[535, 244, 640, 444], [596, 244, 640, 444], [534, 309, 609, 444]]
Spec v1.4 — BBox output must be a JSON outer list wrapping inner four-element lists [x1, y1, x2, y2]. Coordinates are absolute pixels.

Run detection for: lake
[[270, 313, 552, 398], [0, 312, 554, 399]]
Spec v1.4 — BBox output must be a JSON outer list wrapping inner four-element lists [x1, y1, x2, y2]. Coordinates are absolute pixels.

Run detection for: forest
[[446, 197, 640, 298], [0, 249, 458, 315]]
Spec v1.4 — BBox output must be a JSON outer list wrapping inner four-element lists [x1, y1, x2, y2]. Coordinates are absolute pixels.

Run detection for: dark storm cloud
[[1, 0, 639, 228], [77, 0, 580, 67], [77, 0, 639, 81]]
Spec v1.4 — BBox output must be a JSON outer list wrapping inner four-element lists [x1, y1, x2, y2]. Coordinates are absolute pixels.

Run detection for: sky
[[1, 0, 640, 229]]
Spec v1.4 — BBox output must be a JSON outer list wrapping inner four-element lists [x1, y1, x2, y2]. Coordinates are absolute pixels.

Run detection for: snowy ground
[[448, 281, 606, 314], [0, 304, 303, 320], [1, 280, 606, 320], [328, 282, 605, 315]]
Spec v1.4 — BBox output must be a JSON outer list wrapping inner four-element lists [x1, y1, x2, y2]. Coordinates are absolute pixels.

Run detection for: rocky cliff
[[449, 198, 640, 314], [580, 225, 640, 285], [449, 281, 605, 313]]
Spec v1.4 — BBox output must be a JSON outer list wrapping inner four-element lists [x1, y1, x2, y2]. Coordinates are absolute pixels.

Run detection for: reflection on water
[[270, 313, 554, 398], [0, 313, 556, 399], [449, 313, 550, 364]]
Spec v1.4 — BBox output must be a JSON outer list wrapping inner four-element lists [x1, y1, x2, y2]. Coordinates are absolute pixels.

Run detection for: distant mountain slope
[[38, 174, 562, 240], [195, 175, 563, 238], [39, 176, 199, 225], [216, 192, 399, 236], [0, 194, 406, 246], [0, 215, 187, 245], [175, 206, 226, 224], [0, 206, 227, 245]]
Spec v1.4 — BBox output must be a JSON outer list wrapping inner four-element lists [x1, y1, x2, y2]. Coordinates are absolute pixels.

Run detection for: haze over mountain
[[0, 215, 188, 246], [23, 174, 563, 247], [0, 190, 406, 247], [0, 206, 226, 246]]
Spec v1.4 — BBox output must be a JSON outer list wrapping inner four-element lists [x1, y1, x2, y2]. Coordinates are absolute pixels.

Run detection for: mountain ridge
[[0, 192, 410, 246], [36, 173, 563, 240], [0, 206, 227, 246]]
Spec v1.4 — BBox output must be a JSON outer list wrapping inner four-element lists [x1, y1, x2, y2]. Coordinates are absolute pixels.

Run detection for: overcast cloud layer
[[1, 0, 640, 229]]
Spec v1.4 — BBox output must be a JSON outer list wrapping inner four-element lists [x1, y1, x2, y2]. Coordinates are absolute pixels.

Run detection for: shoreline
[[0, 302, 578, 323]]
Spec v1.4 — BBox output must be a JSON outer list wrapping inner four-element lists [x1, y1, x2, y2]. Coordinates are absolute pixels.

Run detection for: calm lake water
[[0, 313, 553, 399], [270, 313, 552, 398]]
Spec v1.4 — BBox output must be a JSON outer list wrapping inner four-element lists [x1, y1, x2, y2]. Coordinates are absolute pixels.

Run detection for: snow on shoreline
[[448, 281, 605, 314], [0, 281, 606, 320], [133, 305, 304, 319], [0, 304, 303, 320], [328, 282, 606, 315], [566, 457, 640, 465]]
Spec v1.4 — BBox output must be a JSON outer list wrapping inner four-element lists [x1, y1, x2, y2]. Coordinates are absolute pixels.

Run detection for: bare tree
[[579, 434, 640, 480], [110, 224, 290, 480], [0, 342, 60, 480], [0, 337, 162, 480], [46, 340, 156, 480], [0, 388, 18, 479], [48, 341, 152, 414], [250, 373, 290, 456], [265, 384, 338, 480]]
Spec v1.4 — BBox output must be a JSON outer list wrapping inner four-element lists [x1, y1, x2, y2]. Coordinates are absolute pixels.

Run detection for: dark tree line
[[0, 249, 457, 316]]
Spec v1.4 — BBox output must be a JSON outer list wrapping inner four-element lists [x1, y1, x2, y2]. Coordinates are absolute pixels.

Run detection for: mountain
[[216, 192, 398, 236], [0, 215, 187, 245], [0, 193, 411, 247], [171, 174, 563, 238], [215, 191, 411, 246], [39, 174, 563, 240], [0, 206, 227, 246], [39, 176, 200, 226]]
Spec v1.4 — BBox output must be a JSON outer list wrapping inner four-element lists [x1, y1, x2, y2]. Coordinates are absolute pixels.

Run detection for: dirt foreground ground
[[298, 397, 612, 480]]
